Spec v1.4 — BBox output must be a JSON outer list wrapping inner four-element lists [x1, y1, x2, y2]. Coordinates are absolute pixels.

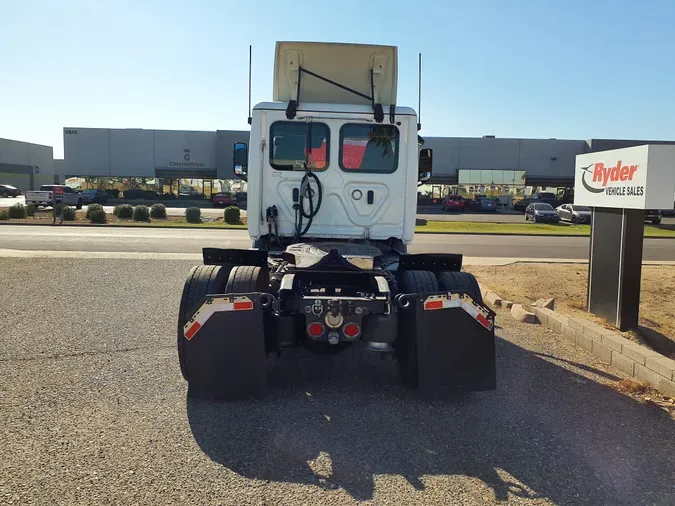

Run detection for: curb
[[535, 308, 675, 398], [482, 289, 675, 398]]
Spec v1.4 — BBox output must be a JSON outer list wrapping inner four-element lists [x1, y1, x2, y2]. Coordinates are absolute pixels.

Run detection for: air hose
[[294, 167, 323, 240]]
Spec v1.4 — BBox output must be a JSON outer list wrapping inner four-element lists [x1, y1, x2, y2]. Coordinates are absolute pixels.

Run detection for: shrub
[[0, 210, 8, 220], [224, 206, 241, 224], [8, 203, 27, 219], [105, 189, 120, 199], [26, 203, 36, 217], [61, 205, 76, 221], [114, 204, 133, 218], [143, 190, 158, 200], [185, 207, 201, 223], [133, 205, 150, 222], [150, 203, 166, 219], [159, 192, 177, 200], [89, 208, 107, 224], [86, 203, 104, 220]]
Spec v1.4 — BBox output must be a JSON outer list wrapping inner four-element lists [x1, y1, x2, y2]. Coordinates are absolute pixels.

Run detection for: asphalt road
[[0, 225, 674, 261], [2, 257, 674, 504]]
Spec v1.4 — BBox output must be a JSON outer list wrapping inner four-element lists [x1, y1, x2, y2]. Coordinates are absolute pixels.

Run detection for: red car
[[212, 192, 233, 207], [441, 195, 465, 212]]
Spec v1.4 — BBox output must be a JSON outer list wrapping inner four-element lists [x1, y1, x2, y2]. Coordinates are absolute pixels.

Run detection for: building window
[[339, 124, 399, 173], [269, 121, 329, 171], [458, 169, 526, 185]]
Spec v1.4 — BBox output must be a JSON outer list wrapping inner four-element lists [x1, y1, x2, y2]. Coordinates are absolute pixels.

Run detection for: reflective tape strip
[[183, 296, 254, 340], [459, 300, 494, 331], [423, 294, 494, 331], [423, 296, 461, 311]]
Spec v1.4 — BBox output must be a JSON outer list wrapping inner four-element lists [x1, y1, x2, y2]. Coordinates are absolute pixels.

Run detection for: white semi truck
[[178, 42, 496, 399]]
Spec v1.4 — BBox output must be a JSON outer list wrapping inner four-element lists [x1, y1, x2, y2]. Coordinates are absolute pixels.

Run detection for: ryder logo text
[[580, 160, 644, 197]]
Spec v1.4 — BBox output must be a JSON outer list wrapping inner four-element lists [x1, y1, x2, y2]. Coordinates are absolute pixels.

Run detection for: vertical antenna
[[247, 45, 252, 125], [417, 53, 422, 131]]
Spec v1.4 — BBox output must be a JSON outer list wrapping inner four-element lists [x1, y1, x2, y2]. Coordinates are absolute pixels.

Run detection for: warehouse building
[[0, 138, 56, 191], [1, 128, 673, 202]]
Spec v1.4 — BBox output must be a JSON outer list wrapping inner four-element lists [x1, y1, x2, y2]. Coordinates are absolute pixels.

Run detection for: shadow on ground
[[187, 337, 674, 504]]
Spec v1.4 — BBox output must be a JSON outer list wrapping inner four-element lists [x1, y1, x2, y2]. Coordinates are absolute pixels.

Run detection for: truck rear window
[[269, 121, 329, 171], [339, 124, 399, 173]]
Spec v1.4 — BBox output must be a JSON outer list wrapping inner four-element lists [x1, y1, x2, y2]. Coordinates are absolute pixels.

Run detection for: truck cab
[[235, 42, 428, 245]]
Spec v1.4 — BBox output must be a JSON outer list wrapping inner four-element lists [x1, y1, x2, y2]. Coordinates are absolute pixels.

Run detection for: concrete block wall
[[535, 308, 675, 398]]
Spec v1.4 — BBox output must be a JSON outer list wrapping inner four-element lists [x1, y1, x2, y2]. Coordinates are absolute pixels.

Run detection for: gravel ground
[[467, 264, 675, 352], [2, 258, 675, 505]]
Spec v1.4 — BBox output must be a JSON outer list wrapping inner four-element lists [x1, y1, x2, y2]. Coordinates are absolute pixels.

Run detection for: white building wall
[[154, 130, 216, 171], [63, 128, 110, 175], [110, 129, 154, 176]]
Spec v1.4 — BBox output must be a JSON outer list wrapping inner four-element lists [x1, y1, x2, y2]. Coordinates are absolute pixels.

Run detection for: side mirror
[[233, 142, 248, 181], [419, 148, 432, 183]]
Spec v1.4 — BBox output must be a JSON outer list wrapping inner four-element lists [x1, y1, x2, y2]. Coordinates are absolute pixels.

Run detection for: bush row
[[1, 203, 242, 226]]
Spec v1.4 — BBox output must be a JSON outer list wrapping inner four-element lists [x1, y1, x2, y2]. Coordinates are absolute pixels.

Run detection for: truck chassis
[[178, 242, 496, 400]]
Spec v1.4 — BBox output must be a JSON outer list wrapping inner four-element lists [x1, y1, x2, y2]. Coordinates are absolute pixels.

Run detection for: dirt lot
[[466, 264, 675, 353]]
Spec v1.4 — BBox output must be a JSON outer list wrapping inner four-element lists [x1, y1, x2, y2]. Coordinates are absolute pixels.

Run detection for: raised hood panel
[[273, 41, 398, 106]]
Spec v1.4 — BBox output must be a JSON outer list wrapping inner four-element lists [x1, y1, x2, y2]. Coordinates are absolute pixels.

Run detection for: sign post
[[53, 186, 64, 225], [574, 145, 675, 330]]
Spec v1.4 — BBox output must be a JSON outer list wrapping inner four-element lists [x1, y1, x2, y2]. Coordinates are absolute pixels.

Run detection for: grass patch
[[415, 221, 675, 237]]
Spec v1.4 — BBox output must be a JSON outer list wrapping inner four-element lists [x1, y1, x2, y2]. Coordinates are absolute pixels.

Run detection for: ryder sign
[[574, 145, 675, 209]]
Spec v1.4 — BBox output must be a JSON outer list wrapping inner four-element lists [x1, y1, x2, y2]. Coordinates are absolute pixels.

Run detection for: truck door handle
[[367, 190, 374, 205]]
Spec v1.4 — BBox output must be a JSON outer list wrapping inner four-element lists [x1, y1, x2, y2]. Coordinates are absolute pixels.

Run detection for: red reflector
[[185, 322, 201, 340], [308, 322, 324, 337], [343, 323, 360, 338], [424, 300, 444, 310], [233, 301, 254, 311], [477, 313, 492, 329]]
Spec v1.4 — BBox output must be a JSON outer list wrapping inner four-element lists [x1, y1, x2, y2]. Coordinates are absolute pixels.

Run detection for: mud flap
[[397, 292, 496, 394], [182, 293, 274, 400]]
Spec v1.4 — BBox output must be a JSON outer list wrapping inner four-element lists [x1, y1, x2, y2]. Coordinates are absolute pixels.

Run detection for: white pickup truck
[[24, 185, 83, 209]]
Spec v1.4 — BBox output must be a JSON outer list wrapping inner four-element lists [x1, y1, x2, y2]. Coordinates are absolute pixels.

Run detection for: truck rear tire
[[225, 265, 268, 293], [400, 270, 439, 294], [177, 264, 232, 380], [438, 271, 483, 304]]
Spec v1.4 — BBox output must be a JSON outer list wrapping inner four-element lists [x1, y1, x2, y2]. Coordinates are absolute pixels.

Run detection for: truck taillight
[[307, 322, 325, 337], [343, 323, 360, 338]]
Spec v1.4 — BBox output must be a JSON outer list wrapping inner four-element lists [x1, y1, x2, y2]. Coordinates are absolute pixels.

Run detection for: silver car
[[557, 204, 591, 223]]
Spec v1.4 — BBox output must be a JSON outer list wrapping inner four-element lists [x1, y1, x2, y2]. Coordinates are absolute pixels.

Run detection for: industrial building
[[1, 128, 673, 201]]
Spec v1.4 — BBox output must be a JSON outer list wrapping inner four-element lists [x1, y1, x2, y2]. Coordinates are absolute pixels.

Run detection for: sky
[[2, 0, 675, 158]]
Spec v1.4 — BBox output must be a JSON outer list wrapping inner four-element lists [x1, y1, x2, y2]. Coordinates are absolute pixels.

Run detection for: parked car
[[24, 185, 83, 209], [179, 186, 201, 198], [0, 184, 22, 197], [515, 192, 559, 212], [472, 196, 498, 212], [441, 195, 465, 212], [645, 209, 662, 225], [556, 204, 591, 223], [212, 192, 233, 207], [525, 203, 560, 223], [233, 192, 247, 206], [81, 189, 109, 204]]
